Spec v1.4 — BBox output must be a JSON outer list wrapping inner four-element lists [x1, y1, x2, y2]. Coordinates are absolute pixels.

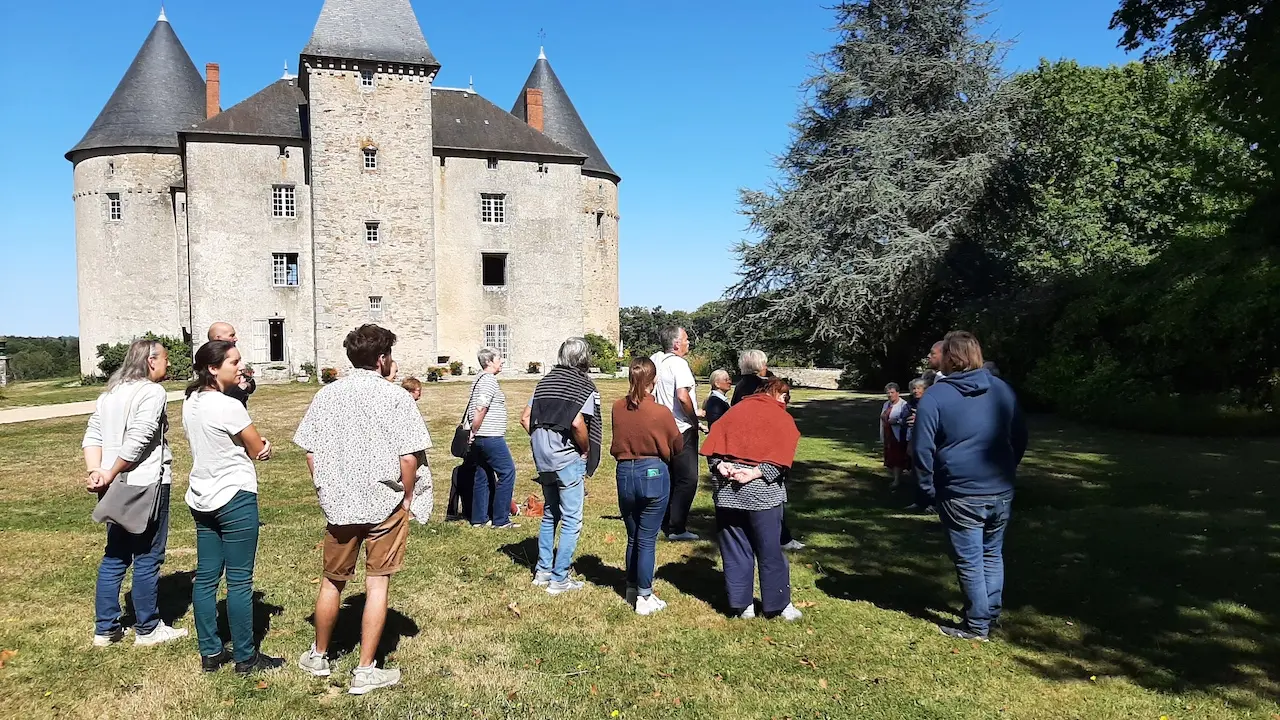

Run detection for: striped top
[[467, 373, 508, 437]]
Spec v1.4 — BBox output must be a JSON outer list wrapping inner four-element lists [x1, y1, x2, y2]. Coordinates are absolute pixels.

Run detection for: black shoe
[[938, 624, 989, 642], [235, 652, 286, 675], [201, 649, 232, 672]]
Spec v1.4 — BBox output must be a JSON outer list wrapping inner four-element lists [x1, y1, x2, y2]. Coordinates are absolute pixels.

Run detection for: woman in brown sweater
[[610, 356, 683, 615]]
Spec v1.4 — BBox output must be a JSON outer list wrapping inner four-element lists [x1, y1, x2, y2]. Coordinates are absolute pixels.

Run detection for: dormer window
[[360, 70, 374, 88], [486, 157, 498, 170], [363, 147, 378, 170], [537, 162, 548, 174]]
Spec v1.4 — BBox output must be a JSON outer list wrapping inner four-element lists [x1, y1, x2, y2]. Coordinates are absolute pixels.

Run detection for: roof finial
[[468, 75, 474, 92], [538, 28, 546, 59], [158, 4, 167, 21], [282, 61, 295, 80]]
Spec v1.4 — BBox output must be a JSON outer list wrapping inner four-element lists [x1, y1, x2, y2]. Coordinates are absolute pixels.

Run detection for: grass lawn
[[0, 380, 1276, 719], [0, 377, 186, 409]]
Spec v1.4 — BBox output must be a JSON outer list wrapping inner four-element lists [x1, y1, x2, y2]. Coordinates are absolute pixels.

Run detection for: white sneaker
[[625, 586, 638, 607], [781, 540, 806, 551], [134, 621, 188, 647], [736, 605, 756, 619], [666, 531, 700, 541], [532, 570, 553, 587], [545, 578, 584, 595], [298, 646, 331, 677], [93, 627, 127, 647], [349, 665, 400, 695], [778, 603, 803, 622], [635, 594, 666, 616]]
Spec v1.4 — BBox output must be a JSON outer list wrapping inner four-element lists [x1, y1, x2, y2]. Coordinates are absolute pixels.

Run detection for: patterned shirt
[[708, 457, 788, 511], [467, 373, 508, 437], [294, 369, 432, 525]]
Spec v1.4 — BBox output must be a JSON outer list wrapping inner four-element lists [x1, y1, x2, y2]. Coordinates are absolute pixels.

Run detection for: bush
[[95, 333, 191, 381], [320, 367, 339, 384], [449, 360, 464, 376], [527, 361, 542, 374], [300, 362, 316, 377], [427, 367, 444, 382], [584, 333, 619, 374], [81, 374, 103, 386], [687, 353, 712, 378], [837, 364, 866, 391]]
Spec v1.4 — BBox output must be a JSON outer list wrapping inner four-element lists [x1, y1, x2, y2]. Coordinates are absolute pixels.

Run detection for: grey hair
[[557, 337, 591, 370], [738, 349, 767, 375], [477, 346, 500, 369], [710, 368, 731, 386], [884, 382, 900, 393], [107, 339, 165, 392], [909, 378, 928, 391], [657, 326, 683, 352]]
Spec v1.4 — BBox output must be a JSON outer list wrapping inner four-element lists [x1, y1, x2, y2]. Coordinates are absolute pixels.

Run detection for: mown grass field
[[0, 377, 186, 409], [0, 379, 1276, 719]]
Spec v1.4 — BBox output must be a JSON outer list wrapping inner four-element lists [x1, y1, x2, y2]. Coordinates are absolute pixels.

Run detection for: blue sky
[[0, 0, 1133, 337]]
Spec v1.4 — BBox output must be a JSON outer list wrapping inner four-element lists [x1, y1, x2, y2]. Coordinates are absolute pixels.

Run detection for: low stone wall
[[772, 367, 842, 389]]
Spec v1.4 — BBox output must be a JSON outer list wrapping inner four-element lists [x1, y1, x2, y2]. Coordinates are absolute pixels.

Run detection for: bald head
[[208, 322, 237, 344]]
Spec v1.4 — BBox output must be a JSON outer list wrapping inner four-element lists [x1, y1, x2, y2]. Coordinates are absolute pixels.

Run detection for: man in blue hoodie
[[912, 331, 1028, 641]]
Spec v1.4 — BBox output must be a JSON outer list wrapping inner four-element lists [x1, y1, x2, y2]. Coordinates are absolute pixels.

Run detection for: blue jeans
[[95, 484, 171, 635], [939, 490, 1013, 636], [466, 436, 517, 527], [616, 458, 670, 596], [191, 490, 260, 661], [536, 459, 586, 582]]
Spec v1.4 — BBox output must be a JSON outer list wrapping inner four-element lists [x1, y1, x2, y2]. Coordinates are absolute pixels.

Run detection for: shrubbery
[[95, 333, 191, 381]]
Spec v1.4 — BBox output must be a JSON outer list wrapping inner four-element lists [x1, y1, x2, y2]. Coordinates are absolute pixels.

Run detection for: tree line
[[722, 0, 1279, 431]]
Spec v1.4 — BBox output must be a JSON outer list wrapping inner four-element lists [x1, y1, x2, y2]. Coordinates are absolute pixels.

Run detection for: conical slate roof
[[511, 52, 617, 181], [66, 16, 205, 161], [302, 0, 438, 67]]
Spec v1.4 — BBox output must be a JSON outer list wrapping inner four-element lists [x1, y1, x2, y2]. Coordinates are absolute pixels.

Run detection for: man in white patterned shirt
[[293, 324, 431, 695]]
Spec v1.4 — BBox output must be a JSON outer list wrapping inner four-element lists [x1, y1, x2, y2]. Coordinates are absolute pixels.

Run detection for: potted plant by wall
[[320, 367, 339, 384], [300, 362, 316, 383], [449, 360, 463, 376], [527, 361, 542, 374]]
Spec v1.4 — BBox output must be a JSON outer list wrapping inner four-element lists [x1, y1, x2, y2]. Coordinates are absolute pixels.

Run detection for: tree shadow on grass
[[788, 395, 1280, 701], [306, 593, 420, 665]]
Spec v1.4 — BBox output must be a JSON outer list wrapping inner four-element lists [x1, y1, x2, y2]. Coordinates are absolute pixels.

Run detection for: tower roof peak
[[302, 0, 438, 67], [66, 16, 204, 161], [511, 54, 617, 180], [158, 4, 167, 22]]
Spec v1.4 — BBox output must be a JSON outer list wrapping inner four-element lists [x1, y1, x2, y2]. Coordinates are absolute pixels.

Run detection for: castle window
[[481, 193, 506, 224], [272, 253, 300, 287], [482, 253, 507, 287], [369, 295, 383, 313], [365, 221, 380, 244], [537, 162, 548, 174], [363, 147, 378, 170], [484, 323, 509, 361], [107, 193, 122, 221], [360, 70, 374, 87], [596, 211, 605, 239], [108, 161, 115, 176], [272, 185, 296, 218], [486, 157, 498, 170]]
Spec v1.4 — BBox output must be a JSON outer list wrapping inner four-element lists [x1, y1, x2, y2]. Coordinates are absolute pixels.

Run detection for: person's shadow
[[306, 594, 420, 664], [215, 591, 284, 648], [499, 537, 540, 573], [656, 553, 725, 613], [574, 555, 628, 599], [123, 570, 195, 628]]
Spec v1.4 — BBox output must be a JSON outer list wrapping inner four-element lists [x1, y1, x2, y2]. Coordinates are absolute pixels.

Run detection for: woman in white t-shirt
[[183, 340, 283, 675]]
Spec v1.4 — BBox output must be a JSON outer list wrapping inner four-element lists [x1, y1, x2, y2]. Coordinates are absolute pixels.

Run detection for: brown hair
[[344, 324, 397, 370], [401, 377, 422, 393], [626, 356, 657, 410], [941, 331, 985, 374], [762, 377, 791, 400]]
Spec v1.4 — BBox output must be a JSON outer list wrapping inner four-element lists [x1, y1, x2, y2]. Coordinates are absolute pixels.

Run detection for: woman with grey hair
[[704, 368, 733, 427], [458, 346, 519, 528], [83, 339, 188, 647], [732, 349, 771, 406], [880, 382, 911, 488]]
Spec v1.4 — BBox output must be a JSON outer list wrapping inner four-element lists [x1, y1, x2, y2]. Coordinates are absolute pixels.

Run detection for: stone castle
[[67, 0, 619, 378]]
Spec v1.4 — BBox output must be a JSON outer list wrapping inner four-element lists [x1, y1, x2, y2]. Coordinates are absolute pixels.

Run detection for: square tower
[[300, 0, 440, 374]]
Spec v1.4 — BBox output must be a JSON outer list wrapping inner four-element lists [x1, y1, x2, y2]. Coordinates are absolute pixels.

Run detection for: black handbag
[[450, 379, 482, 458]]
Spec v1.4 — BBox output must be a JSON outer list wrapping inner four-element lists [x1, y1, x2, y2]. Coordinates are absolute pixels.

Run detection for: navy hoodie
[[912, 368, 1027, 502]]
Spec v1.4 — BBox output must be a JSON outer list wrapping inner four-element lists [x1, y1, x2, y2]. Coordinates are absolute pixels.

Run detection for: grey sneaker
[[349, 665, 401, 695], [93, 627, 127, 647], [545, 578, 584, 595], [298, 646, 331, 677], [532, 570, 553, 587], [781, 540, 806, 551], [938, 625, 988, 642], [666, 531, 700, 541], [134, 621, 188, 647]]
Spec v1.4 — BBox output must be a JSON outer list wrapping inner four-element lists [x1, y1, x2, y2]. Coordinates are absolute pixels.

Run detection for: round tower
[[66, 10, 205, 375], [512, 50, 621, 347]]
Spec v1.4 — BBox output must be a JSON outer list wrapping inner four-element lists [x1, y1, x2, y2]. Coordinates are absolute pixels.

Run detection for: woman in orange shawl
[[700, 378, 803, 621]]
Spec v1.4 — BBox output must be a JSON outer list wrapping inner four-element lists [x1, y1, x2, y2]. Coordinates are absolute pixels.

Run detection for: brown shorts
[[322, 507, 410, 581]]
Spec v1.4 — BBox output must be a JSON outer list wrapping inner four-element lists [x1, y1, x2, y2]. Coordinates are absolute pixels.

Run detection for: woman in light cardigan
[[880, 382, 911, 489], [83, 339, 188, 647]]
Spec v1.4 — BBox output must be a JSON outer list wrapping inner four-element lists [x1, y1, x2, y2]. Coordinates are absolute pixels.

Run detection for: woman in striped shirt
[[460, 347, 519, 528]]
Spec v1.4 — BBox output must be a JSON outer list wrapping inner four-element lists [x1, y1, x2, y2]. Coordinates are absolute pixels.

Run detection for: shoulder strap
[[460, 375, 483, 427]]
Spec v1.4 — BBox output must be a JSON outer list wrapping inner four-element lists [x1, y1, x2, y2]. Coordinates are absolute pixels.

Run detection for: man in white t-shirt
[[650, 326, 704, 541]]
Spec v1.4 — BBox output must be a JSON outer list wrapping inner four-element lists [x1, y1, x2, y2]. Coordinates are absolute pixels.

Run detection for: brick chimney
[[525, 88, 544, 132], [205, 63, 221, 119]]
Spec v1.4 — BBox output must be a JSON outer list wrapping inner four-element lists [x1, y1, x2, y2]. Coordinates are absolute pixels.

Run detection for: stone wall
[[304, 60, 437, 376], [772, 367, 843, 389], [580, 174, 619, 346], [185, 140, 315, 372], [72, 152, 185, 375], [434, 151, 585, 372]]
